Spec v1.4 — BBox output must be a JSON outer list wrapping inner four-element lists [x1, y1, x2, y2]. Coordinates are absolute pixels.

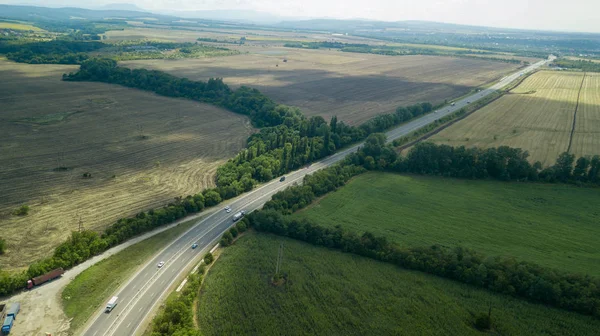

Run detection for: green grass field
[[294, 173, 600, 276], [197, 233, 600, 336], [61, 219, 198, 332]]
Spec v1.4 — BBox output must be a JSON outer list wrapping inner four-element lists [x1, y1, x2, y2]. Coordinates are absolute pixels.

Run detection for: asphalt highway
[[82, 56, 551, 336]]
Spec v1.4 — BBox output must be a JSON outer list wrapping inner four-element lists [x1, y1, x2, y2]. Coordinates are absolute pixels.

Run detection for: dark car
[[191, 243, 198, 249], [280, 176, 286, 182]]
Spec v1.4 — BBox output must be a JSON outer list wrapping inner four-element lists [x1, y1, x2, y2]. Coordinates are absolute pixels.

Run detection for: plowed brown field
[[0, 59, 252, 270]]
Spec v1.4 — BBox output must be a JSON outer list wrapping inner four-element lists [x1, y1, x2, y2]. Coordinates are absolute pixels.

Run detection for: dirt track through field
[[567, 73, 586, 153], [0, 60, 253, 270]]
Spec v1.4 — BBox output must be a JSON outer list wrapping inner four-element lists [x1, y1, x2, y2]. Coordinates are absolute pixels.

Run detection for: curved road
[[82, 57, 551, 336]]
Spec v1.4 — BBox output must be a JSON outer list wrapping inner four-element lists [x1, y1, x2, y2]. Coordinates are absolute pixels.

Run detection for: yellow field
[[122, 46, 518, 125], [431, 71, 600, 165], [571, 74, 600, 157], [0, 22, 43, 31], [0, 60, 253, 270]]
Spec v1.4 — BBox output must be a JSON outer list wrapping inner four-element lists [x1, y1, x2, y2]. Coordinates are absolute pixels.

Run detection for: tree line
[[346, 135, 600, 185], [0, 191, 214, 296], [0, 40, 105, 64], [284, 41, 523, 64], [554, 58, 600, 72], [245, 209, 600, 318]]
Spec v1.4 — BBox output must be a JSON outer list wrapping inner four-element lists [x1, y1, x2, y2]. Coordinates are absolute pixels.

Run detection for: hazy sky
[[5, 0, 600, 33]]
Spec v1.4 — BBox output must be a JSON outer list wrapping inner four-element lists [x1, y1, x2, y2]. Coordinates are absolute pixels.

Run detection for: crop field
[[294, 173, 600, 276], [571, 73, 600, 157], [197, 233, 600, 336], [431, 71, 600, 165], [123, 47, 519, 125], [0, 59, 252, 270], [0, 21, 43, 31]]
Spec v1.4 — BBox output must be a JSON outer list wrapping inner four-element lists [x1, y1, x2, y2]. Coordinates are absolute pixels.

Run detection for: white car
[[225, 206, 231, 213], [157, 261, 165, 268]]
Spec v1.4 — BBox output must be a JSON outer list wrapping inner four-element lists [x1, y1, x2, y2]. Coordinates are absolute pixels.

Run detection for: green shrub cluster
[[151, 273, 203, 336], [220, 219, 248, 247]]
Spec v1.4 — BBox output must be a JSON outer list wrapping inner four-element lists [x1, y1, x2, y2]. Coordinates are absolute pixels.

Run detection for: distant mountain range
[[99, 3, 146, 12], [158, 9, 304, 24]]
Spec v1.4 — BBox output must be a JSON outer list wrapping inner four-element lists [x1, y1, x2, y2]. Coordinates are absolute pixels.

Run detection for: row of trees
[[346, 134, 600, 185], [283, 41, 523, 63], [1, 40, 105, 64], [246, 209, 600, 318], [554, 59, 600, 72], [0, 190, 217, 296]]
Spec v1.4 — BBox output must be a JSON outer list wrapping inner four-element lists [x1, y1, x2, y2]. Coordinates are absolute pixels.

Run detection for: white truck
[[232, 210, 245, 222], [105, 296, 118, 313]]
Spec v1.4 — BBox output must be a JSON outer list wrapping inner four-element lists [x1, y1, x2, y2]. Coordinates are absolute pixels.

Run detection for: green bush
[[203, 253, 214, 265], [220, 231, 234, 247], [236, 220, 247, 233], [12, 204, 30, 216]]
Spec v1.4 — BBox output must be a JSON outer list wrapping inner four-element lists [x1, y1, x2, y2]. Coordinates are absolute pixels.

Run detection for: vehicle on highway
[[232, 210, 246, 222], [280, 176, 286, 182], [224, 206, 231, 213], [191, 243, 198, 249], [157, 261, 165, 268], [450, 102, 455, 106], [467, 101, 470, 103], [105, 296, 118, 313]]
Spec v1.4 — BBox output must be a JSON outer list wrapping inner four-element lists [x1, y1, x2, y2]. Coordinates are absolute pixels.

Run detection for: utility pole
[[275, 242, 283, 275]]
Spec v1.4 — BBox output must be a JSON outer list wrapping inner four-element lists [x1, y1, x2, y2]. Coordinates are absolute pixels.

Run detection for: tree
[[587, 155, 600, 182], [203, 190, 222, 207], [554, 152, 575, 182], [229, 226, 239, 238], [573, 156, 590, 181], [203, 252, 214, 265], [220, 231, 234, 247]]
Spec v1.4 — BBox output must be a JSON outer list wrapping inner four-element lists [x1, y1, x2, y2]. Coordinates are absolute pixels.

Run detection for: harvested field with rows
[[122, 47, 520, 125], [432, 70, 600, 165], [0, 59, 252, 270]]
